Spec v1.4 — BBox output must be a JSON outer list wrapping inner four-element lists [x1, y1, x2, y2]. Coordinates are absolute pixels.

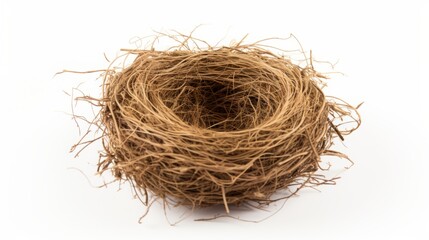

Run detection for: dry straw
[[69, 32, 361, 220]]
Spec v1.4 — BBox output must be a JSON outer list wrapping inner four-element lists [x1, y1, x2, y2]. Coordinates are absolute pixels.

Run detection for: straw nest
[[71, 35, 360, 216]]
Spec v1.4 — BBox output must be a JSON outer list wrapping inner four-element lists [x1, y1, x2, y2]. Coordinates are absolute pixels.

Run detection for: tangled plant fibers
[[69, 34, 361, 219]]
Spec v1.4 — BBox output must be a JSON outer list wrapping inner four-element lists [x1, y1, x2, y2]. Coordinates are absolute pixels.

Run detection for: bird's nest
[[69, 34, 361, 220]]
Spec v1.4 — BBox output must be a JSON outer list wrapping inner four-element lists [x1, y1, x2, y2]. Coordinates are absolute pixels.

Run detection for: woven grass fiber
[[70, 33, 361, 218]]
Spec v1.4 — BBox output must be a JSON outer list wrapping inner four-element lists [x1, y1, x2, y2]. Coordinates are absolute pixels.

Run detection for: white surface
[[1, 0, 428, 239]]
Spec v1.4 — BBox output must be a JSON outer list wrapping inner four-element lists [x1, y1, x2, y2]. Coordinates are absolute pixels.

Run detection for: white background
[[1, 0, 428, 239]]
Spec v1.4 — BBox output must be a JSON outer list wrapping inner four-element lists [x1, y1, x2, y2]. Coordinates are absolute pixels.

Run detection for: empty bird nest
[[68, 33, 361, 220]]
